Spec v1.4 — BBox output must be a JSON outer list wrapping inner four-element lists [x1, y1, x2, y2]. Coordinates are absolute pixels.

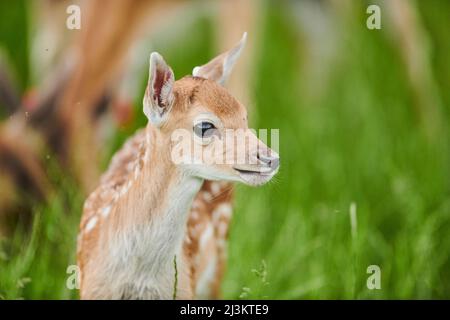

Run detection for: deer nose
[[257, 153, 280, 171]]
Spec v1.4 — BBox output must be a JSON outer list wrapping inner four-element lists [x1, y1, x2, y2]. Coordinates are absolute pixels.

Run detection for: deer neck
[[108, 125, 203, 277]]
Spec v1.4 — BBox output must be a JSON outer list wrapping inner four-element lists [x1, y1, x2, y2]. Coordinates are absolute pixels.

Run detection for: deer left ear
[[143, 52, 175, 127], [193, 32, 247, 86]]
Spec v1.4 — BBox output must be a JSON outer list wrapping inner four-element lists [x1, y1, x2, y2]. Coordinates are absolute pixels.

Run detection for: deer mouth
[[233, 166, 277, 186], [233, 165, 274, 175]]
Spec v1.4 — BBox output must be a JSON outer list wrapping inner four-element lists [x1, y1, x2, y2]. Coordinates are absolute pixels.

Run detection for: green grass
[[0, 165, 82, 299], [0, 1, 449, 299]]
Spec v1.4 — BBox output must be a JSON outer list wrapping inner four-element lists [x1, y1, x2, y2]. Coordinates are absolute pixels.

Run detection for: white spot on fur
[[202, 191, 212, 202], [210, 182, 221, 195], [101, 206, 111, 218], [85, 216, 98, 233], [119, 182, 131, 196], [212, 203, 232, 222], [199, 223, 214, 250], [190, 224, 203, 238]]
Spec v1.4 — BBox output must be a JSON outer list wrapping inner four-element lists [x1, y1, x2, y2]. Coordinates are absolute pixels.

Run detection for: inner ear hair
[[144, 52, 175, 126]]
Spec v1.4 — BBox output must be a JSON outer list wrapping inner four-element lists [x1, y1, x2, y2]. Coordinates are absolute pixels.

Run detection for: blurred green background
[[0, 0, 449, 299]]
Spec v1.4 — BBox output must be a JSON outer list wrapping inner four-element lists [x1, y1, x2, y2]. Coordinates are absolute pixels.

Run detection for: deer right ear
[[192, 32, 247, 86], [143, 52, 175, 127]]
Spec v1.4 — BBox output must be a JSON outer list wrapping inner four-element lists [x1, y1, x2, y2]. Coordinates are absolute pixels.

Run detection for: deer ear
[[192, 32, 247, 86], [143, 52, 175, 127]]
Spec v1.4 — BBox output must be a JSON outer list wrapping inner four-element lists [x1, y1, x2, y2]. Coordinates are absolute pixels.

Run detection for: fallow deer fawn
[[77, 33, 279, 299]]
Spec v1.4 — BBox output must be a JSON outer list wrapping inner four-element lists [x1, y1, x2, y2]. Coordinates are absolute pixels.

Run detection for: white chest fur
[[98, 177, 203, 299]]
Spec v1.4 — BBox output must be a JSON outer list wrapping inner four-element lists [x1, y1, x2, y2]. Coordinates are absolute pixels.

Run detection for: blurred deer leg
[[57, 0, 166, 192], [217, 0, 258, 111], [385, 0, 444, 140], [0, 117, 51, 236]]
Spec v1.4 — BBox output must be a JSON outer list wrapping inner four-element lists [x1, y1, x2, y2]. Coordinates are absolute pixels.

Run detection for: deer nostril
[[257, 153, 279, 169]]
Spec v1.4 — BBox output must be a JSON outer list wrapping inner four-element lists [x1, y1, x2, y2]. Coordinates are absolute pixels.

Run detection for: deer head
[[143, 33, 279, 186]]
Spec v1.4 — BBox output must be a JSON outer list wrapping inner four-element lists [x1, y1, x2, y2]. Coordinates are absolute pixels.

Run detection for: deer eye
[[193, 121, 216, 138]]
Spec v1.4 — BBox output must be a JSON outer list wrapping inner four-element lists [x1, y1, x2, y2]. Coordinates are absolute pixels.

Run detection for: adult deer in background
[[77, 33, 279, 299]]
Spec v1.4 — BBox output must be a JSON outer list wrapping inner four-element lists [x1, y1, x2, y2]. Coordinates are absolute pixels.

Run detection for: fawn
[[77, 33, 279, 299]]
